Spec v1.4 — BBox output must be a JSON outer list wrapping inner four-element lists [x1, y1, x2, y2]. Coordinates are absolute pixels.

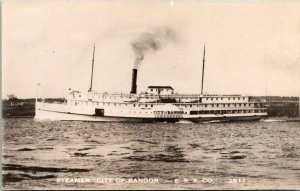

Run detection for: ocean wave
[[261, 119, 286, 123], [175, 120, 193, 124], [202, 120, 228, 124]]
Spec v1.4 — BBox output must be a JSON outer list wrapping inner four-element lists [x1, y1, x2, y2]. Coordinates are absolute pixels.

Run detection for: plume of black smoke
[[131, 26, 177, 69]]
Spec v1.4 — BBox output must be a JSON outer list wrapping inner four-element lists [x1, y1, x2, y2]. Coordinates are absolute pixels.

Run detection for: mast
[[201, 44, 206, 95], [88, 44, 95, 92]]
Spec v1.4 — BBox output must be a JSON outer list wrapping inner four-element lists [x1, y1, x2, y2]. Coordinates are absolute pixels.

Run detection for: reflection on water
[[2, 118, 300, 189]]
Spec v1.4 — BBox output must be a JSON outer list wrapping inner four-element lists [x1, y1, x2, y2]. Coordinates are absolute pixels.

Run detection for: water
[[2, 118, 300, 189]]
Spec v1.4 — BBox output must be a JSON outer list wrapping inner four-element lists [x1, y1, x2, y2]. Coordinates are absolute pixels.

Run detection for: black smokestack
[[129, 26, 177, 93], [130, 69, 138, 94], [130, 52, 143, 94]]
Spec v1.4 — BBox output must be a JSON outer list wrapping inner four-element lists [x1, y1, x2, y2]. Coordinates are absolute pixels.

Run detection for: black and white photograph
[[1, 0, 300, 190]]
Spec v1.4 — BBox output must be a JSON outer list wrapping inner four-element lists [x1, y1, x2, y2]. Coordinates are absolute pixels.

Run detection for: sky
[[2, 0, 300, 98]]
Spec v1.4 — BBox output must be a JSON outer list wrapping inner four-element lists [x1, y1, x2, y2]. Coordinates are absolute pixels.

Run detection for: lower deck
[[35, 101, 267, 123]]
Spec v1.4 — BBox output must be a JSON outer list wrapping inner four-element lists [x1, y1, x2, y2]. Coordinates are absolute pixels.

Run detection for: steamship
[[35, 45, 267, 122]]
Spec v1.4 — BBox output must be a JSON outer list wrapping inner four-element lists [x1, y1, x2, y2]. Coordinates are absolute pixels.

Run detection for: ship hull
[[35, 109, 154, 122], [35, 109, 265, 123]]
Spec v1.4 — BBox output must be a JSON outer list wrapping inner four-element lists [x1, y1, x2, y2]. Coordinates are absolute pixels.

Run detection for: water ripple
[[2, 118, 300, 189]]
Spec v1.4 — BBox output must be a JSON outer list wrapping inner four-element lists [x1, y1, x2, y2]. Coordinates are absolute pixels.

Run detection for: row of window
[[190, 109, 266, 115], [209, 97, 245, 101], [77, 94, 247, 101], [210, 103, 252, 107], [79, 95, 128, 100], [154, 114, 182, 118], [181, 103, 258, 108], [72, 101, 261, 108], [73, 101, 153, 108], [149, 88, 173, 92]]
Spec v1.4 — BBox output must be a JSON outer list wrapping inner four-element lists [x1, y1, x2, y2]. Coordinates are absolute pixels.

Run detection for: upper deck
[[66, 86, 263, 105]]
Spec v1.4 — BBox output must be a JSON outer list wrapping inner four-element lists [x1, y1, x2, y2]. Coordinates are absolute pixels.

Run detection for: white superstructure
[[35, 86, 267, 122]]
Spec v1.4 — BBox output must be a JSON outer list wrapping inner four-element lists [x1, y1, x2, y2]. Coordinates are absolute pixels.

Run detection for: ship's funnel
[[130, 69, 138, 94]]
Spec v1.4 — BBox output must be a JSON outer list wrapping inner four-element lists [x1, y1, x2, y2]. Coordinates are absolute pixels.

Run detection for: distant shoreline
[[3, 116, 33, 119]]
